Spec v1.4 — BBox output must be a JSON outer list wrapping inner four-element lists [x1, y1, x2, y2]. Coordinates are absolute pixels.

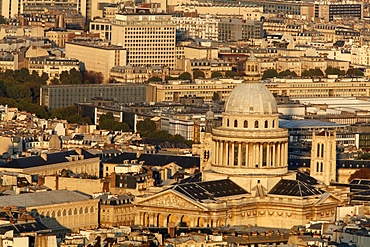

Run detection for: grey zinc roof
[[279, 119, 345, 129], [0, 190, 91, 207]]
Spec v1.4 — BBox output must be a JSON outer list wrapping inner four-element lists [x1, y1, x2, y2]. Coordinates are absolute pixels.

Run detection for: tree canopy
[[99, 112, 131, 131], [193, 70, 205, 79], [347, 68, 364, 77], [225, 71, 238, 78], [211, 71, 222, 79], [262, 69, 278, 79], [325, 67, 345, 76], [178, 72, 192, 80]]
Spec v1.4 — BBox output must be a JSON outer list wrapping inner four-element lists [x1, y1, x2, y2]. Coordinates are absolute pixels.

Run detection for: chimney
[[38, 176, 45, 186]]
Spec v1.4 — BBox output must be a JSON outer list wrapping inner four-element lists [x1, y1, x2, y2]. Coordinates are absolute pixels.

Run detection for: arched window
[[264, 120, 268, 128], [79, 208, 83, 214], [68, 209, 72, 216], [254, 120, 259, 128], [272, 120, 275, 128], [90, 206, 94, 213], [63, 209, 66, 216], [74, 208, 77, 215], [85, 207, 89, 214], [247, 65, 251, 71], [317, 143, 320, 157], [52, 211, 56, 218], [227, 119, 229, 127], [57, 210, 61, 217], [234, 119, 238, 128], [320, 162, 323, 172], [321, 144, 324, 157], [316, 162, 319, 172], [244, 120, 248, 128]]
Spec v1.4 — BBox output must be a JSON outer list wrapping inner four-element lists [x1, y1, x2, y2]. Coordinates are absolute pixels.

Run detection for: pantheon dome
[[205, 80, 289, 181], [224, 82, 278, 115]]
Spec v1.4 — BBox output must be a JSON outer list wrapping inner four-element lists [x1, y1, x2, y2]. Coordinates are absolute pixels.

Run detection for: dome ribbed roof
[[224, 82, 278, 115]]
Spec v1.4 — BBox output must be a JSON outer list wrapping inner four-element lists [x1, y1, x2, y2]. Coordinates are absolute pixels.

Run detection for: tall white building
[[111, 14, 176, 69]]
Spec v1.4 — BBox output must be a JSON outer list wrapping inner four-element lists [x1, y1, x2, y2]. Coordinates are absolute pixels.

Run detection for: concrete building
[[111, 14, 176, 69], [40, 83, 147, 110], [314, 1, 363, 21], [218, 18, 263, 42], [89, 19, 112, 40], [65, 40, 127, 81]]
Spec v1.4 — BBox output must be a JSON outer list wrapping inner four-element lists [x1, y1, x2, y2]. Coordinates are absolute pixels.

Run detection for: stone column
[[267, 143, 271, 167], [252, 143, 256, 167], [260, 143, 263, 167], [231, 142, 235, 166], [245, 142, 249, 167], [284, 142, 288, 166], [272, 143, 276, 167], [277, 143, 281, 167], [215, 141, 219, 165], [238, 142, 242, 167], [225, 141, 229, 166], [220, 141, 224, 166]]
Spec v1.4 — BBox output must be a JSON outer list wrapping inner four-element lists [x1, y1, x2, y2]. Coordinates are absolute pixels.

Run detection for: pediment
[[137, 190, 208, 211], [315, 193, 342, 205]]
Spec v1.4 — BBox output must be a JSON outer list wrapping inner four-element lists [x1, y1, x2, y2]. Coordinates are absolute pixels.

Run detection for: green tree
[[347, 68, 364, 77], [113, 122, 131, 132], [137, 118, 156, 136], [193, 70, 205, 79], [6, 84, 31, 100], [262, 69, 278, 79], [225, 71, 237, 78], [178, 72, 192, 80], [211, 71, 222, 78], [60, 71, 71, 84], [302, 69, 324, 78], [325, 67, 345, 76], [14, 68, 30, 83], [70, 68, 82, 84], [212, 92, 220, 101], [148, 76, 162, 82], [278, 70, 297, 78], [0, 16, 7, 24]]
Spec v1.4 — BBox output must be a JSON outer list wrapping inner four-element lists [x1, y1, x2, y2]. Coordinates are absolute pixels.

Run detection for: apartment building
[[218, 18, 263, 42], [28, 57, 80, 83], [110, 65, 169, 83], [111, 14, 176, 69], [65, 40, 127, 81], [40, 83, 147, 110], [172, 15, 219, 41]]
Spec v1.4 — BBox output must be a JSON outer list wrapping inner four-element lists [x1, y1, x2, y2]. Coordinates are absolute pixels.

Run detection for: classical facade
[[135, 80, 345, 229]]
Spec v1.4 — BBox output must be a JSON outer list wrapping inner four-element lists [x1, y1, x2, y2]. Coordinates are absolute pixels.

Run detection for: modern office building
[[111, 13, 176, 69], [40, 83, 147, 110], [218, 18, 263, 42], [65, 40, 127, 81], [314, 1, 363, 21]]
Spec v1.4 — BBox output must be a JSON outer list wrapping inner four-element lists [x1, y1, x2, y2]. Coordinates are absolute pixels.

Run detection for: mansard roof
[[268, 179, 323, 197], [105, 152, 200, 169], [172, 179, 249, 202]]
